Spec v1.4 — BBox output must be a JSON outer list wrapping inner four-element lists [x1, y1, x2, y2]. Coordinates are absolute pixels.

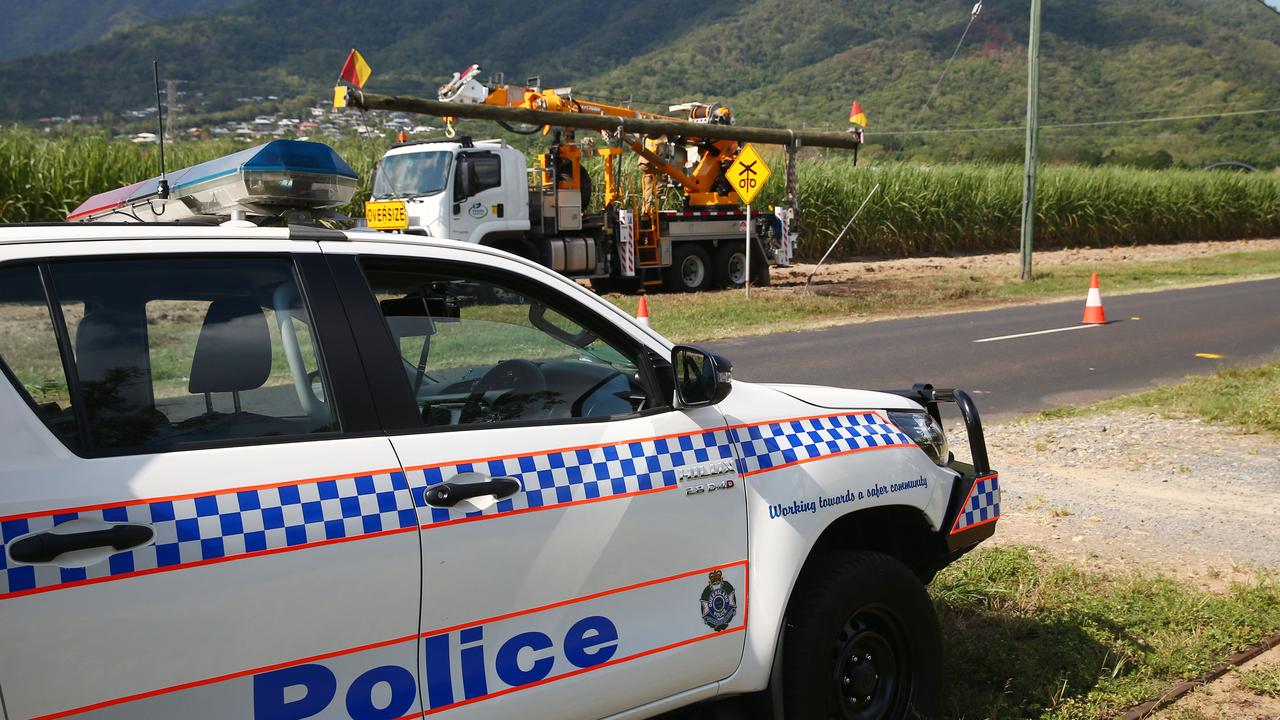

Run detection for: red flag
[[848, 100, 868, 128], [339, 49, 372, 88]]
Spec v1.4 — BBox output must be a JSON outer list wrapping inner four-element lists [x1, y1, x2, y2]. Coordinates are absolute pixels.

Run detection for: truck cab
[[371, 139, 533, 247]]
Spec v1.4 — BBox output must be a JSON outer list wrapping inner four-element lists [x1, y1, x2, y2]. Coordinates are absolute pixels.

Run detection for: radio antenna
[[153, 60, 170, 199]]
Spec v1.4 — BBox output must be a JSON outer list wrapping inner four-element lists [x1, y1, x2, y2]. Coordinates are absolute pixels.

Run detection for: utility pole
[[1019, 0, 1041, 281], [164, 78, 179, 144]]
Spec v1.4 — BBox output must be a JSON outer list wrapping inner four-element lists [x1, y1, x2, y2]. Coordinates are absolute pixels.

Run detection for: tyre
[[714, 241, 748, 289], [664, 243, 713, 292], [782, 551, 942, 719], [713, 241, 771, 289]]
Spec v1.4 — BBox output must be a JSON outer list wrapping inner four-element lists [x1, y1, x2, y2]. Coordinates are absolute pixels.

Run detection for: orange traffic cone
[[636, 295, 651, 328], [1081, 273, 1107, 324]]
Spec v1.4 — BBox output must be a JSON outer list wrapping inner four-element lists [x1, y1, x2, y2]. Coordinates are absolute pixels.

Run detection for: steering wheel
[[459, 359, 551, 424]]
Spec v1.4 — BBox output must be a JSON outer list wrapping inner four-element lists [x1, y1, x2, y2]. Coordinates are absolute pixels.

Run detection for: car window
[[36, 256, 336, 453], [0, 264, 80, 449], [361, 258, 652, 428]]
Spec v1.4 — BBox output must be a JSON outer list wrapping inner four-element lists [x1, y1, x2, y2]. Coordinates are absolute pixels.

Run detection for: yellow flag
[[848, 100, 868, 128], [340, 49, 372, 89]]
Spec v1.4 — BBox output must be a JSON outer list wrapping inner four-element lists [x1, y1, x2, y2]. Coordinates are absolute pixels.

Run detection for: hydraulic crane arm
[[339, 86, 860, 149], [337, 65, 858, 218]]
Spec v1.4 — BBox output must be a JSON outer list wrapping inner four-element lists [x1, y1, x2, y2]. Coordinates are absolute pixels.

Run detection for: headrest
[[75, 307, 153, 411], [188, 298, 271, 394]]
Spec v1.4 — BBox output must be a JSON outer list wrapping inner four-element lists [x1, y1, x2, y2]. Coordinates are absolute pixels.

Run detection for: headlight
[[888, 410, 950, 466]]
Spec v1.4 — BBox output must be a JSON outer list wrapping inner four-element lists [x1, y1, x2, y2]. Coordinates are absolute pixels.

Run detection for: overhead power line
[[868, 106, 1280, 137], [919, 2, 984, 116]]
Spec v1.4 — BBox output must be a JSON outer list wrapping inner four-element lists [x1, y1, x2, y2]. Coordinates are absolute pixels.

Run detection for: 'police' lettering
[[344, 665, 416, 720], [495, 631, 555, 686], [253, 614, 622, 716], [564, 615, 619, 668], [253, 664, 336, 720], [459, 626, 488, 700]]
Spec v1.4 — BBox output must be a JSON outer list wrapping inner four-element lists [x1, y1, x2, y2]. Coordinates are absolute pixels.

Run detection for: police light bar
[[68, 140, 359, 223]]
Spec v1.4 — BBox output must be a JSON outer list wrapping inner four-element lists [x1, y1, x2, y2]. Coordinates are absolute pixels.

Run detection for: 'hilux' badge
[[675, 460, 736, 482]]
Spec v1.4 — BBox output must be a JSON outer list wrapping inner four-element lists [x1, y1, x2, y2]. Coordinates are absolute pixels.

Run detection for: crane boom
[[339, 87, 861, 150]]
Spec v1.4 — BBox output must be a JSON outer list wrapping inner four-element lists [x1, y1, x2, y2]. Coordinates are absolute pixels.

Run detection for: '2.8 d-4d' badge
[[700, 570, 738, 632]]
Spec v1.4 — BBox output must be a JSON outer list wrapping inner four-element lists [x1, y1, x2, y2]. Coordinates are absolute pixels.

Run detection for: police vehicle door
[[0, 246, 424, 720], [324, 240, 750, 718]]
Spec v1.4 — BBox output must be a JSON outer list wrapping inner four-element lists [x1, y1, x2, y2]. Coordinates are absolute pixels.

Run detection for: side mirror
[[453, 157, 476, 201], [671, 345, 732, 408]]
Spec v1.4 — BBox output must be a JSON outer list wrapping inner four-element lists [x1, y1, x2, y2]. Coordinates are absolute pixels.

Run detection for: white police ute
[[0, 145, 999, 720]]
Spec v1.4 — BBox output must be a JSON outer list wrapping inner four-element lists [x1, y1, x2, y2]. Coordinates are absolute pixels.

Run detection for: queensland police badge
[[700, 570, 738, 631]]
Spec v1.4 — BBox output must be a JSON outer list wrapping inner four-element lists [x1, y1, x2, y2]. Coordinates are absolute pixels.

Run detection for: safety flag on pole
[[339, 49, 372, 88], [848, 100, 868, 128]]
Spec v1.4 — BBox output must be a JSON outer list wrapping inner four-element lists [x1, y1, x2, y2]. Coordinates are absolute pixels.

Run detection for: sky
[[1265, 0, 1280, 9]]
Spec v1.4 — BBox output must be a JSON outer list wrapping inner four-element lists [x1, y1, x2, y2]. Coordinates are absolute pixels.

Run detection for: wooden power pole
[[164, 79, 179, 144], [1019, 0, 1042, 281]]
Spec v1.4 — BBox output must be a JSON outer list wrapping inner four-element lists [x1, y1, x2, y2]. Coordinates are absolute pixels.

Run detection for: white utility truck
[[349, 66, 864, 293], [366, 135, 790, 293]]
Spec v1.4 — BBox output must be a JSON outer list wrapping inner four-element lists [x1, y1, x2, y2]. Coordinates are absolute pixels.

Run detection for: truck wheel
[[783, 551, 942, 719], [665, 244, 712, 292], [714, 242, 748, 289], [715, 242, 771, 289]]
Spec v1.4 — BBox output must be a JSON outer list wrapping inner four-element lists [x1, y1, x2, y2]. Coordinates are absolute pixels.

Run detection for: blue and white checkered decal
[[412, 412, 913, 527], [0, 471, 418, 599], [951, 474, 1000, 533], [413, 429, 740, 526], [732, 413, 914, 476], [1, 412, 916, 598]]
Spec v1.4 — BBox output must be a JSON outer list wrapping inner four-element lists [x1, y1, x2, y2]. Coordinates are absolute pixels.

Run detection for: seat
[[75, 305, 168, 447], [188, 298, 272, 414]]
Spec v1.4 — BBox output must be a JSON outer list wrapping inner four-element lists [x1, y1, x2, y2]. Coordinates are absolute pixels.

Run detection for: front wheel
[[783, 551, 942, 719]]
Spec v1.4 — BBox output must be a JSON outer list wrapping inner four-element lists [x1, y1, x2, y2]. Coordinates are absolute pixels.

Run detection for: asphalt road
[[709, 277, 1280, 420]]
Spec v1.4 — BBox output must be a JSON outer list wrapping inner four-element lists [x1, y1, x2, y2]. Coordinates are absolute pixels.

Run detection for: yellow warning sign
[[726, 144, 771, 205]]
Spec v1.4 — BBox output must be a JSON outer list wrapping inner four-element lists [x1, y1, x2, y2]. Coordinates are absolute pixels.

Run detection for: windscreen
[[372, 151, 453, 199]]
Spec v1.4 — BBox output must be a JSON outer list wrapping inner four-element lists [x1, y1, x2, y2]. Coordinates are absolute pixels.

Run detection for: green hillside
[[1, 0, 1278, 166], [0, 0, 246, 62]]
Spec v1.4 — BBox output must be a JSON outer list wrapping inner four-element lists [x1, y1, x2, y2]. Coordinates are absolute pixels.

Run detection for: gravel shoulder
[[951, 410, 1280, 583], [775, 237, 1280, 289], [951, 410, 1280, 716], [1151, 645, 1280, 720]]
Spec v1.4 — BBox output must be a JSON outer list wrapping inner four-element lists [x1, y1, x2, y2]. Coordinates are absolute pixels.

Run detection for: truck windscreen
[[373, 151, 453, 199]]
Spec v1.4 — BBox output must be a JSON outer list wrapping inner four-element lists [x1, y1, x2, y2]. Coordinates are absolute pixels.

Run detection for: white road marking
[[972, 324, 1102, 343]]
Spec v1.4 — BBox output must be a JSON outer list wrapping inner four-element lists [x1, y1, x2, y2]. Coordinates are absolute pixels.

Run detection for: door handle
[[8, 523, 154, 564], [425, 477, 521, 508]]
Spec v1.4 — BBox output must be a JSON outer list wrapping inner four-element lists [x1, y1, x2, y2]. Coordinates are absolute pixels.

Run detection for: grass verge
[[1037, 361, 1280, 437], [605, 249, 1280, 343], [1240, 664, 1280, 698], [934, 546, 1280, 719]]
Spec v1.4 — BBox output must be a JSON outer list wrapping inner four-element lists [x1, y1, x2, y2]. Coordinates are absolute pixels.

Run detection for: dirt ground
[[1151, 645, 1280, 720], [952, 411, 1280, 717], [967, 411, 1280, 583], [773, 237, 1280, 289]]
